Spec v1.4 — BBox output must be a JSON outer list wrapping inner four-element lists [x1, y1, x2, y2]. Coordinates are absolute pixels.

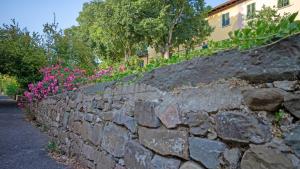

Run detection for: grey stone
[[243, 88, 284, 112], [118, 159, 125, 166], [124, 141, 153, 169], [150, 155, 181, 169], [215, 111, 272, 144], [241, 145, 293, 169], [183, 112, 209, 127], [273, 81, 298, 91], [98, 111, 114, 121], [113, 109, 137, 133], [284, 97, 300, 119], [155, 98, 181, 128], [179, 162, 204, 169], [62, 112, 70, 129], [267, 138, 291, 152], [93, 99, 105, 110], [84, 113, 94, 122], [101, 123, 129, 157], [190, 122, 210, 136], [139, 127, 189, 159], [180, 83, 243, 113], [95, 151, 116, 169], [189, 137, 226, 169], [285, 126, 300, 157], [140, 34, 300, 91], [82, 144, 96, 161], [115, 164, 126, 169], [69, 133, 83, 157], [287, 154, 300, 169], [134, 101, 160, 128], [80, 158, 96, 169], [70, 111, 83, 122], [224, 148, 241, 169], [70, 121, 82, 135], [82, 121, 103, 146]]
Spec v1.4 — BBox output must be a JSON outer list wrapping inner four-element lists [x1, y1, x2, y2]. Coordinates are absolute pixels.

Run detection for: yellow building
[[208, 0, 300, 41], [144, 0, 300, 64]]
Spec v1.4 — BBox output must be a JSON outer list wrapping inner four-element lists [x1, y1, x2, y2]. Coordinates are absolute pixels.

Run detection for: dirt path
[[0, 96, 67, 169]]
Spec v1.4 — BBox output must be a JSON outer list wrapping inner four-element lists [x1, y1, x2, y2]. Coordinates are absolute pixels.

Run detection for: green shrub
[[229, 6, 300, 49], [0, 74, 20, 97], [5, 83, 19, 96], [47, 140, 60, 154]]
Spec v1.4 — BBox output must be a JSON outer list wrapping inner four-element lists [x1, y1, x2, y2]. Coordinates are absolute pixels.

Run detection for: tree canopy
[[77, 0, 212, 60], [0, 21, 46, 87]]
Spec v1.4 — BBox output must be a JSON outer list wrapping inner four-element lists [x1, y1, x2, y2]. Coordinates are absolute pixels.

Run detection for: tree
[[77, 0, 145, 61], [77, 0, 212, 61], [136, 0, 212, 59], [0, 20, 47, 87], [43, 18, 96, 73]]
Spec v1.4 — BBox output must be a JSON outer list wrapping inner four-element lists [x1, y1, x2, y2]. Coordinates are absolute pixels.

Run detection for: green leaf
[[288, 12, 298, 23]]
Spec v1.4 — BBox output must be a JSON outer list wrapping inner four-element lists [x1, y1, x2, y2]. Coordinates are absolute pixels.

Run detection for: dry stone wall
[[32, 79, 300, 169]]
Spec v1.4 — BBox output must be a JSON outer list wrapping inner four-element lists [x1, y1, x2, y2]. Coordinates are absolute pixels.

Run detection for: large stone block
[[243, 88, 284, 112], [134, 101, 160, 128], [124, 141, 153, 169], [223, 148, 241, 169], [69, 133, 83, 157], [284, 95, 300, 119], [273, 80, 298, 91], [150, 155, 181, 169], [189, 137, 226, 169], [101, 123, 129, 157], [138, 127, 189, 159], [82, 144, 97, 161], [241, 145, 293, 169], [179, 83, 243, 113], [113, 109, 137, 133], [215, 111, 272, 144], [95, 151, 116, 169], [155, 97, 182, 129], [82, 121, 103, 146], [284, 126, 300, 157], [70, 121, 83, 135]]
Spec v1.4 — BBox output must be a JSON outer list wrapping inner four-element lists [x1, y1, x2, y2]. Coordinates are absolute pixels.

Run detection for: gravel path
[[0, 96, 67, 169]]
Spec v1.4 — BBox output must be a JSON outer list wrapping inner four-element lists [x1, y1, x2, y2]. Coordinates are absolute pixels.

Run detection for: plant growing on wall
[[229, 6, 300, 49]]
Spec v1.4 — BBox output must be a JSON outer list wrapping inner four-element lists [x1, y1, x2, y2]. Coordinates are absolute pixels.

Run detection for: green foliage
[[134, 0, 213, 58], [0, 20, 47, 87], [43, 20, 96, 74], [0, 74, 20, 97], [47, 140, 60, 154], [77, 0, 212, 60], [229, 6, 300, 49], [275, 109, 285, 124]]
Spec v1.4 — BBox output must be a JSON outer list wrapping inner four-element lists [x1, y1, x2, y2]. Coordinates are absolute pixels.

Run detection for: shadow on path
[[0, 96, 67, 169]]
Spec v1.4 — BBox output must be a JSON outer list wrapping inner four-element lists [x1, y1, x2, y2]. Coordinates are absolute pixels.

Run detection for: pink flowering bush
[[23, 64, 88, 102], [89, 67, 113, 81], [22, 64, 119, 103]]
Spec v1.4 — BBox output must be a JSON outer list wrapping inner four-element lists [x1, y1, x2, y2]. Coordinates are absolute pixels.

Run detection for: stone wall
[[32, 78, 300, 169]]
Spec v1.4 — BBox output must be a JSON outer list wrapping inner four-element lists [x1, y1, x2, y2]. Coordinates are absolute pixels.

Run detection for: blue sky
[[0, 0, 226, 33]]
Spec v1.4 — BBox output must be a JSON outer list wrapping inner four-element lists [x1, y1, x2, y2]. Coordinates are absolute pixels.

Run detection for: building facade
[[208, 0, 300, 41]]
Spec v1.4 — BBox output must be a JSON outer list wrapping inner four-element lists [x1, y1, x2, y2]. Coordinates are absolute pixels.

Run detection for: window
[[222, 13, 230, 27], [247, 3, 256, 19], [278, 0, 289, 8]]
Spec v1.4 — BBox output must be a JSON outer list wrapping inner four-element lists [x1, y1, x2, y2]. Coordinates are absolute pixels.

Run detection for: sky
[[0, 0, 226, 33]]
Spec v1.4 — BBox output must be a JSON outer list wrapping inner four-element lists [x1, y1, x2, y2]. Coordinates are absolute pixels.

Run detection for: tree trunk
[[124, 47, 132, 62], [163, 45, 170, 59], [125, 51, 129, 62]]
